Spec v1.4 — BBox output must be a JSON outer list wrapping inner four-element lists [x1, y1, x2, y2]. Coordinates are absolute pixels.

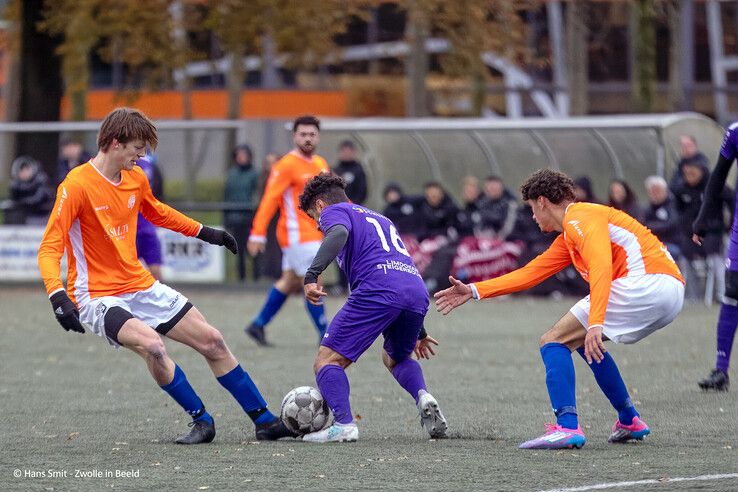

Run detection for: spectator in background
[[8, 156, 53, 225], [332, 140, 367, 205], [56, 137, 91, 185], [456, 176, 483, 237], [573, 176, 598, 203], [671, 135, 710, 189], [643, 176, 681, 261], [224, 144, 258, 282], [672, 158, 734, 302], [136, 152, 165, 280], [382, 182, 422, 236], [607, 179, 642, 221], [477, 175, 519, 240], [417, 182, 458, 242], [255, 153, 282, 280]]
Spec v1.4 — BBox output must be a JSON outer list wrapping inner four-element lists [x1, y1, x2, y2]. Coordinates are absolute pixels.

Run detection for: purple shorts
[[136, 231, 162, 266], [321, 297, 424, 363]]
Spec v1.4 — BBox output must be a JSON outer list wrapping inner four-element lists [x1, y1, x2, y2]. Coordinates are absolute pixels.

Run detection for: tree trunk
[[17, 0, 62, 178], [630, 0, 657, 112], [667, 0, 685, 111], [565, 0, 588, 115], [225, 51, 244, 161], [405, 0, 429, 117]]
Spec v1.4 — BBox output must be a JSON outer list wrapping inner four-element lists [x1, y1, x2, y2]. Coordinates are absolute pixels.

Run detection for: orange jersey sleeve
[[135, 168, 201, 236], [249, 158, 294, 240], [473, 234, 572, 299], [562, 206, 613, 328], [38, 179, 84, 296]]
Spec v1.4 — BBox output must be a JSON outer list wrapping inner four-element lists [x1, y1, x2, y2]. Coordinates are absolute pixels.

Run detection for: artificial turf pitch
[[2, 286, 737, 491]]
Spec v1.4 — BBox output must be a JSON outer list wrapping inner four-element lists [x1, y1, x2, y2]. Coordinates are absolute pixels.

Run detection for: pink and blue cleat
[[608, 416, 650, 443], [519, 423, 586, 449]]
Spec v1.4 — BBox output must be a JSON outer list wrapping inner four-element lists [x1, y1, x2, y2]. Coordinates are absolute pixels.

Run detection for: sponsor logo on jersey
[[56, 186, 68, 217], [105, 223, 130, 241], [568, 220, 584, 237], [94, 205, 110, 211], [352, 206, 366, 213]]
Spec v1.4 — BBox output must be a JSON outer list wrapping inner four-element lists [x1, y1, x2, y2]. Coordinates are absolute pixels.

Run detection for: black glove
[[418, 325, 428, 340], [197, 226, 238, 255], [50, 291, 85, 333]]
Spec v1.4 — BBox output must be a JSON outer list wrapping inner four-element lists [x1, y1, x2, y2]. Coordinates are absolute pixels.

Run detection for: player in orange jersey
[[435, 169, 684, 449], [245, 115, 330, 346], [38, 108, 295, 444]]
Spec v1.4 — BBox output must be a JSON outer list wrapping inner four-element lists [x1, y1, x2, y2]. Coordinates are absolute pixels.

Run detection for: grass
[[1, 286, 737, 491]]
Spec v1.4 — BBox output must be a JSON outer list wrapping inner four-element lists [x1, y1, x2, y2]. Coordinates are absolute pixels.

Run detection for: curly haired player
[[297, 173, 446, 442]]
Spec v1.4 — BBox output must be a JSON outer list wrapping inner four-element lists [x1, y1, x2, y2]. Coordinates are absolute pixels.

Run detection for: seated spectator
[[56, 137, 91, 185], [477, 175, 519, 240], [417, 182, 459, 242], [382, 182, 422, 236], [332, 140, 367, 205], [670, 134, 710, 190], [456, 176, 483, 237], [8, 155, 53, 225], [608, 179, 642, 220], [573, 176, 598, 203], [643, 175, 681, 261]]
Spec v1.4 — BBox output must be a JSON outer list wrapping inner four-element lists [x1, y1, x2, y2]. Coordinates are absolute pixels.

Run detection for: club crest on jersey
[[127, 194, 136, 210]]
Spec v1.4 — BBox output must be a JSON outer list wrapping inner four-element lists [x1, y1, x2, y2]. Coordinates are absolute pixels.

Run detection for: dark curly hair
[[299, 173, 348, 213], [520, 169, 576, 204]]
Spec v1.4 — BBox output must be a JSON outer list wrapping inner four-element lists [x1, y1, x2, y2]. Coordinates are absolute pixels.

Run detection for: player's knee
[[198, 328, 230, 361], [724, 270, 738, 305], [539, 330, 558, 347], [143, 335, 167, 361]]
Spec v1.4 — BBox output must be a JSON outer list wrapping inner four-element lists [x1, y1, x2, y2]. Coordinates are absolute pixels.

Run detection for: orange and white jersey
[[38, 162, 202, 305], [249, 151, 329, 248], [474, 202, 684, 328]]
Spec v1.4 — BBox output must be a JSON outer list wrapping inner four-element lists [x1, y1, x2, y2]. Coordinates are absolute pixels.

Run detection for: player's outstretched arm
[[693, 153, 733, 245], [303, 224, 349, 305], [434, 276, 473, 315], [197, 226, 238, 255]]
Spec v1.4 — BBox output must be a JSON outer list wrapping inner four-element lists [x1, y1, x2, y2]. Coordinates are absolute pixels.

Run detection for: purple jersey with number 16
[[318, 202, 429, 315]]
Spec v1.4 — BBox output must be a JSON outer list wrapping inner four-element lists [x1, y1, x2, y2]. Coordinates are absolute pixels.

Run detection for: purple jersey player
[[136, 153, 164, 280], [297, 173, 447, 442], [693, 122, 738, 391]]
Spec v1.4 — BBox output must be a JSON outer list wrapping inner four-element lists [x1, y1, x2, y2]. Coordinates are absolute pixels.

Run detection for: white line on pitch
[[538, 472, 738, 492]]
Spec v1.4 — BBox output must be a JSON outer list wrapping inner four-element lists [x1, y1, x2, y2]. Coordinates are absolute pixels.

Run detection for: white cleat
[[417, 390, 448, 438], [302, 422, 359, 443]]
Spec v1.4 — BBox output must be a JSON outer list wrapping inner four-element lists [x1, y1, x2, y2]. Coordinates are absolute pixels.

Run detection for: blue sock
[[576, 347, 638, 425], [160, 364, 213, 424], [253, 286, 288, 328], [304, 299, 328, 337], [217, 365, 274, 424], [540, 343, 578, 430]]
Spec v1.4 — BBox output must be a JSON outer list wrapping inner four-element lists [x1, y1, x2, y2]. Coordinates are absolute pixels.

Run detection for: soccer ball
[[280, 386, 330, 435]]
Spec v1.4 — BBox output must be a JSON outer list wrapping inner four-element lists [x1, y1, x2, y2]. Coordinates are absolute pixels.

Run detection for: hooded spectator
[[9, 155, 53, 225], [224, 144, 258, 282], [382, 182, 422, 236], [332, 140, 367, 205], [417, 182, 459, 242]]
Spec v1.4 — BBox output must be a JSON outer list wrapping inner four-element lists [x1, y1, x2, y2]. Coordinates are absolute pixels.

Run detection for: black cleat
[[245, 323, 272, 347], [175, 419, 216, 444], [698, 369, 730, 391], [255, 418, 298, 441]]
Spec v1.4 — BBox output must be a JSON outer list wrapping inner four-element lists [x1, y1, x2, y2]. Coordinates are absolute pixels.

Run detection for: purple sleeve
[[720, 124, 738, 161], [319, 205, 353, 234]]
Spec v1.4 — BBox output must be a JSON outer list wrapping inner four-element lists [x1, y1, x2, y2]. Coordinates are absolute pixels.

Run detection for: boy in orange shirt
[[246, 115, 330, 346], [435, 169, 684, 449], [38, 108, 295, 444]]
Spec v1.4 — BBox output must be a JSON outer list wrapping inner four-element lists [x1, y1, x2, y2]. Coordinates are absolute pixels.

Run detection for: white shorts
[[570, 274, 684, 344], [78, 281, 190, 347], [282, 241, 321, 277]]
